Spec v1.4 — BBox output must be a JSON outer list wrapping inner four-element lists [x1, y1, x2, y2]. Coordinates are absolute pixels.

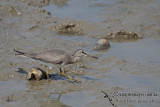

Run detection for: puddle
[[42, 97, 72, 107], [60, 91, 96, 107], [45, 0, 117, 22], [106, 38, 160, 64], [103, 71, 160, 89], [0, 80, 28, 94]]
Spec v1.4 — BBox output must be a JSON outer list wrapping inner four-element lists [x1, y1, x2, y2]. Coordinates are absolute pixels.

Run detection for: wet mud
[[0, 0, 160, 107]]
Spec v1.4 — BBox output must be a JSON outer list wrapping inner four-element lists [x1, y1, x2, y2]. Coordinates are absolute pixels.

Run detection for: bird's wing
[[35, 50, 67, 64]]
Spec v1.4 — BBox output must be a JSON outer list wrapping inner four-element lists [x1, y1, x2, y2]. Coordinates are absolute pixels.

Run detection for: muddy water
[[45, 0, 116, 22], [0, 0, 160, 107], [107, 38, 160, 64]]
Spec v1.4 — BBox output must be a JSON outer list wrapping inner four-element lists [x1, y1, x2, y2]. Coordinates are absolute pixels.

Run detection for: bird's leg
[[59, 68, 73, 81], [58, 64, 66, 75], [46, 71, 50, 80], [47, 66, 52, 80], [67, 75, 73, 81], [63, 68, 73, 81], [59, 67, 65, 76]]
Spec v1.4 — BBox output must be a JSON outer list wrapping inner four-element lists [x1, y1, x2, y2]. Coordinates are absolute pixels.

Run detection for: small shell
[[26, 68, 47, 80], [94, 39, 110, 50]]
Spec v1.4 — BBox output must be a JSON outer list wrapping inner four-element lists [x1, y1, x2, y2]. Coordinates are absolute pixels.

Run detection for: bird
[[14, 49, 98, 80]]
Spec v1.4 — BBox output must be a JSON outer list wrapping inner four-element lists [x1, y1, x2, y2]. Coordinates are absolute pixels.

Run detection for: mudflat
[[0, 0, 160, 107]]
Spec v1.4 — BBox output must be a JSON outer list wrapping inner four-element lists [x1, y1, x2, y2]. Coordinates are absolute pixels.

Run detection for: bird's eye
[[82, 51, 86, 54]]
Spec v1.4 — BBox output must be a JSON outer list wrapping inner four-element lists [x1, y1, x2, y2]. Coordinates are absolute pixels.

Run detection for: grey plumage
[[14, 49, 98, 66]]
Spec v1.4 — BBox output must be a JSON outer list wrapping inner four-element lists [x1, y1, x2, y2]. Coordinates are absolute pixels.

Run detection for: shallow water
[[45, 0, 117, 22], [107, 38, 160, 64]]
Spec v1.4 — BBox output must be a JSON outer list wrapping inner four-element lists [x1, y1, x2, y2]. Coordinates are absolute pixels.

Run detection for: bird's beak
[[83, 52, 98, 59], [87, 54, 99, 59]]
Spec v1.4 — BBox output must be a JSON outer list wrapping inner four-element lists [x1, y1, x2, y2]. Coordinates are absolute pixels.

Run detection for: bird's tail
[[14, 49, 36, 59]]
